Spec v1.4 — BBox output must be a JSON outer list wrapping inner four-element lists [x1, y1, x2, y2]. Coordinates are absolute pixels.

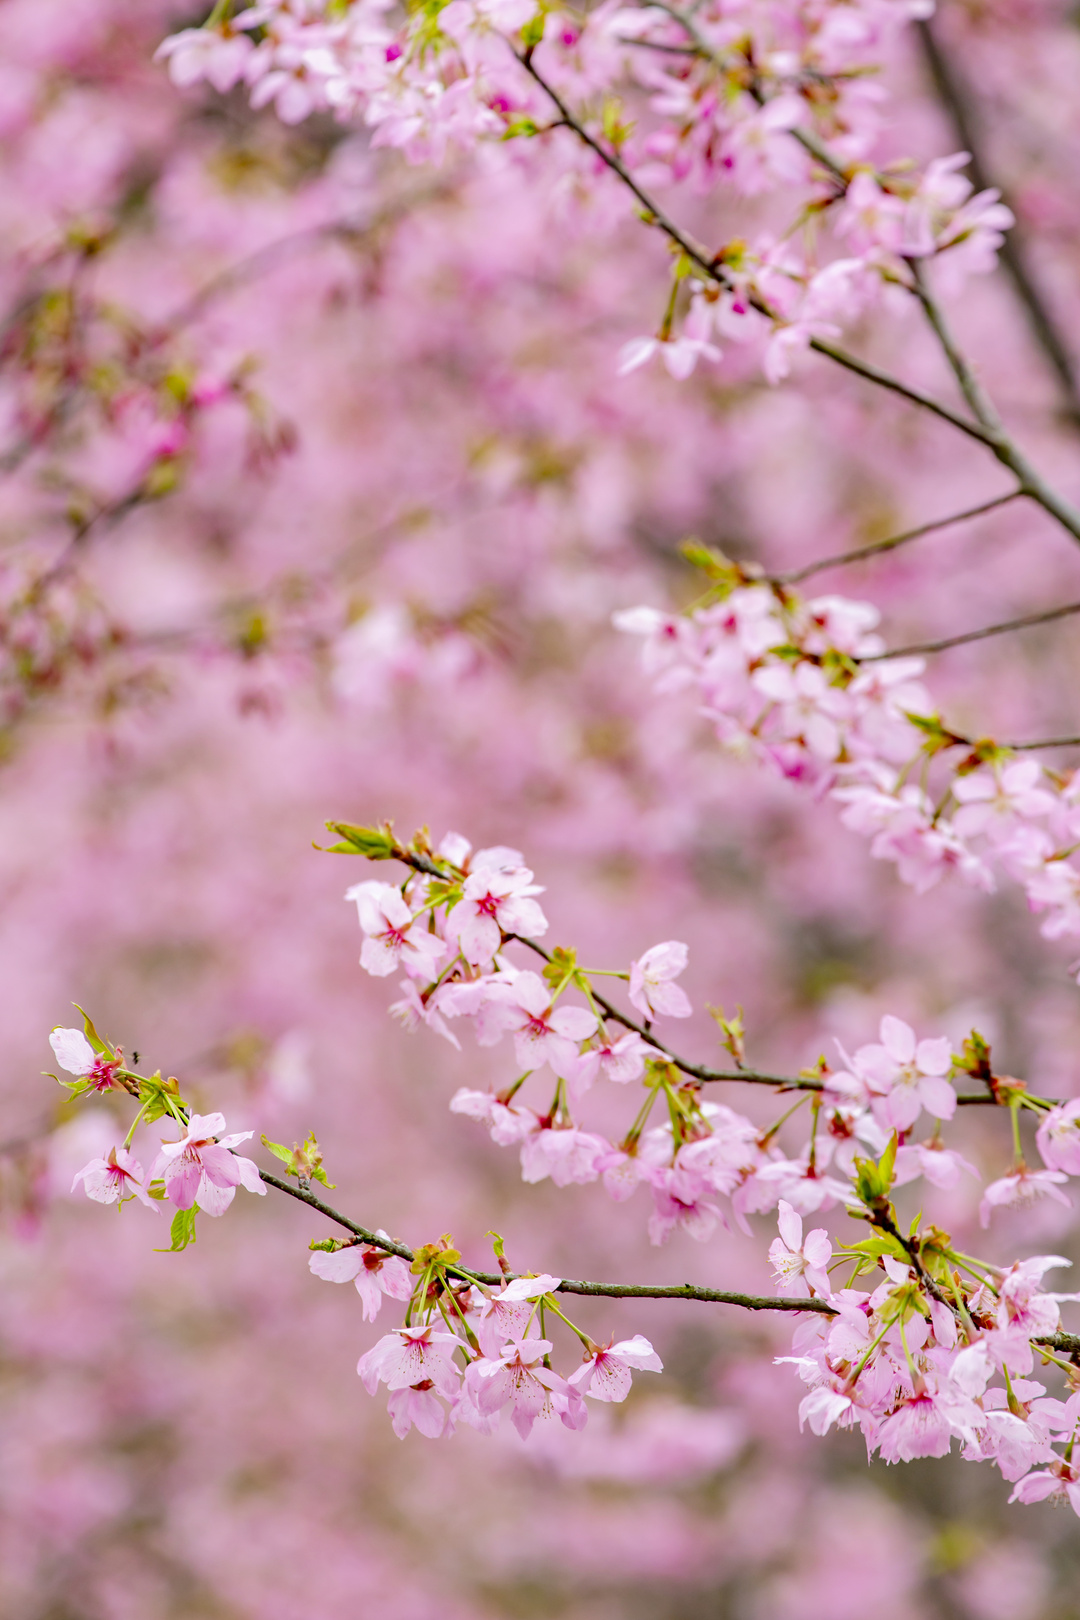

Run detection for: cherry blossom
[[309, 1237, 413, 1321], [482, 971, 597, 1075], [1036, 1100, 1080, 1175], [979, 1166, 1072, 1228], [152, 1113, 266, 1217], [346, 881, 447, 979], [768, 1200, 832, 1295], [850, 1016, 956, 1132], [568, 1336, 663, 1401], [628, 942, 692, 1021], [71, 1146, 157, 1209], [357, 1325, 463, 1399], [465, 1338, 586, 1438], [445, 865, 548, 966]]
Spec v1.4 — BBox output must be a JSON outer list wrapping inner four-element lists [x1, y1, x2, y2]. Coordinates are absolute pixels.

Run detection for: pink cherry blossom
[[563, 1030, 652, 1098], [472, 1274, 560, 1356], [152, 1113, 266, 1217], [388, 979, 461, 1047], [465, 1337, 586, 1438], [482, 971, 597, 1074], [445, 865, 548, 966], [979, 1166, 1072, 1228], [49, 1027, 97, 1076], [357, 1325, 463, 1397], [568, 1335, 663, 1401], [309, 1237, 413, 1321], [893, 1140, 978, 1190], [346, 880, 447, 979], [852, 1015, 956, 1132], [1036, 1100, 1080, 1175], [71, 1146, 157, 1209], [519, 1126, 610, 1188], [628, 942, 691, 1020], [385, 1383, 448, 1440], [768, 1199, 832, 1295], [952, 761, 1057, 844]]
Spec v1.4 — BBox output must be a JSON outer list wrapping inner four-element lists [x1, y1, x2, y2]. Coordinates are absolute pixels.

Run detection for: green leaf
[[157, 1206, 197, 1253], [73, 1004, 111, 1058], [260, 1131, 336, 1188], [309, 1237, 350, 1253], [321, 821, 397, 859]]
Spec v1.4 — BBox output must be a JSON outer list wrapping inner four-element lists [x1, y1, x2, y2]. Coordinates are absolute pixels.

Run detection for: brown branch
[[361, 841, 1021, 1107], [864, 595, 1080, 662], [258, 1168, 1080, 1353], [258, 1167, 834, 1314], [914, 15, 1080, 422], [775, 490, 1023, 584], [1008, 734, 1080, 753], [907, 261, 1080, 545]]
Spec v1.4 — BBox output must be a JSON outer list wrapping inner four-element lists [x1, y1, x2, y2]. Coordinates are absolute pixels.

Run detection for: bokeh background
[[4, 0, 1080, 1613]]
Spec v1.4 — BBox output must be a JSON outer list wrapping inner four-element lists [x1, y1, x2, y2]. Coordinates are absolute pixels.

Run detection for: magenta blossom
[[309, 1236, 413, 1322], [568, 1335, 662, 1402], [152, 1112, 266, 1217], [72, 1146, 157, 1209], [628, 942, 692, 1020]]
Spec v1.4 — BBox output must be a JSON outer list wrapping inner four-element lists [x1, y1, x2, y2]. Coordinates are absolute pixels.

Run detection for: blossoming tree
[[10, 0, 1080, 1609]]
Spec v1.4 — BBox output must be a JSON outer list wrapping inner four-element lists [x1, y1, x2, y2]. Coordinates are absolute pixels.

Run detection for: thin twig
[[914, 15, 1080, 422], [1008, 734, 1080, 753], [776, 491, 1023, 584], [865, 595, 1080, 661], [908, 261, 1080, 544]]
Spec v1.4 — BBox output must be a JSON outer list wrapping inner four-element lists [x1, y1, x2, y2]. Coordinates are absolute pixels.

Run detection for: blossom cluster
[[158, 0, 1012, 386], [51, 958, 1080, 1505], [315, 1240, 662, 1440], [776, 1207, 1080, 1516], [617, 578, 1080, 963], [49, 1020, 664, 1443], [332, 824, 1080, 1251]]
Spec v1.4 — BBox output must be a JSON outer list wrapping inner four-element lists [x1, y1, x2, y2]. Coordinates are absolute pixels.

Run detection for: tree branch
[[258, 1167, 835, 1313], [258, 1167, 1080, 1354], [914, 14, 1080, 422], [865, 595, 1080, 662], [775, 490, 1023, 584]]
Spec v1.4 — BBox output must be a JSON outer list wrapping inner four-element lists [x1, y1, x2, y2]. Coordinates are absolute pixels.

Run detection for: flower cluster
[[158, 0, 1012, 387], [617, 578, 1080, 964], [329, 824, 1080, 1267], [777, 1217, 1080, 1516], [313, 1240, 662, 1440]]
